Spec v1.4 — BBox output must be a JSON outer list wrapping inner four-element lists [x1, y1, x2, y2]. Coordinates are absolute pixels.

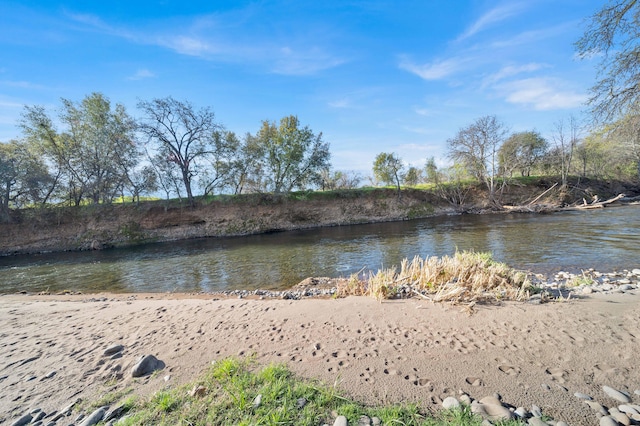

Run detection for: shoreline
[[1, 179, 638, 257], [2, 280, 640, 425]]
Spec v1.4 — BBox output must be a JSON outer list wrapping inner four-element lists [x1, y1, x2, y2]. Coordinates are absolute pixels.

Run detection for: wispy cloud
[[496, 77, 587, 110], [482, 63, 549, 88], [490, 22, 574, 48], [65, 9, 345, 76], [127, 69, 155, 81], [399, 57, 468, 80], [272, 46, 345, 76], [457, 3, 527, 41], [0, 80, 47, 90]]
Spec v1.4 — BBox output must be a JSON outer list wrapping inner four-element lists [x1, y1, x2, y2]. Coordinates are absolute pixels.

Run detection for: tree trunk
[[181, 167, 194, 206]]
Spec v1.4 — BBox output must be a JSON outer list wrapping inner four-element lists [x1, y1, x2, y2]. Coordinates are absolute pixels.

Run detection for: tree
[[20, 93, 139, 205], [447, 115, 508, 205], [137, 97, 220, 205], [403, 166, 422, 186], [253, 115, 331, 193], [498, 131, 548, 177], [424, 156, 439, 184], [576, 0, 640, 122], [0, 140, 52, 221], [551, 116, 580, 187], [319, 170, 362, 190], [373, 152, 404, 198], [126, 166, 158, 203], [200, 130, 241, 196], [612, 110, 640, 178]]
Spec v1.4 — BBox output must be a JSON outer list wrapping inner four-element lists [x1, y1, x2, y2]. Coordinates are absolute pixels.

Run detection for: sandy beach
[[2, 291, 640, 425]]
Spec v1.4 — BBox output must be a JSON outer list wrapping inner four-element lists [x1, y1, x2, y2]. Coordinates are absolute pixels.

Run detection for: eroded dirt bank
[[1, 179, 638, 256]]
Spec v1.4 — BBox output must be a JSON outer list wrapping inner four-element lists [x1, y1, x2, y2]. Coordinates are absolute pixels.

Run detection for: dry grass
[[338, 251, 531, 305]]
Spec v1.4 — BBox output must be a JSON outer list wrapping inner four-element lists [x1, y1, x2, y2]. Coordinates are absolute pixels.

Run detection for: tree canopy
[[576, 0, 640, 122], [137, 97, 220, 206]]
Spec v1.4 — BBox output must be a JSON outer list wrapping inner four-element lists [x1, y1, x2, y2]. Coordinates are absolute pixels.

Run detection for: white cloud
[[0, 80, 47, 89], [127, 69, 155, 81], [329, 98, 351, 109], [490, 23, 573, 49], [399, 57, 467, 80], [457, 3, 526, 41], [497, 77, 587, 110], [156, 35, 216, 57], [482, 63, 549, 87], [271, 46, 345, 76]]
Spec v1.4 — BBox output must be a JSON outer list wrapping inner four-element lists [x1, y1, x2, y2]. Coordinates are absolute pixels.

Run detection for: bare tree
[[447, 115, 508, 205], [576, 0, 640, 122], [551, 116, 580, 187], [137, 97, 220, 206]]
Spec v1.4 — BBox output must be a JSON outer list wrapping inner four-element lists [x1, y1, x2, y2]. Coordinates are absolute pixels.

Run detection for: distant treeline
[[1, 93, 639, 222]]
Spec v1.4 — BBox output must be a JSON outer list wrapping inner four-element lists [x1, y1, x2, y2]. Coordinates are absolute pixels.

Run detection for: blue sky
[[0, 0, 603, 174]]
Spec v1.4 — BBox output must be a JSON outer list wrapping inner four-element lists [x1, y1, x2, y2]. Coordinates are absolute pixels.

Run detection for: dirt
[[0, 178, 638, 256]]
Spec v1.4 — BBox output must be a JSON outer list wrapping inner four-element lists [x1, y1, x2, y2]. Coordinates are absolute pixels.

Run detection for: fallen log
[[565, 193, 625, 211]]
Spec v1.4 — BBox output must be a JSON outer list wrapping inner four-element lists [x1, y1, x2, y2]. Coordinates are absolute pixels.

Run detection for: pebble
[[78, 407, 105, 426], [357, 415, 371, 425], [585, 400, 609, 415], [103, 404, 126, 422], [333, 415, 348, 426], [600, 416, 621, 426], [527, 418, 547, 426], [296, 397, 307, 409], [619, 405, 639, 415], [103, 344, 124, 356], [442, 396, 460, 410], [131, 354, 163, 377], [603, 385, 632, 403], [9, 414, 32, 426], [252, 394, 262, 408], [611, 411, 631, 425], [575, 392, 593, 400]]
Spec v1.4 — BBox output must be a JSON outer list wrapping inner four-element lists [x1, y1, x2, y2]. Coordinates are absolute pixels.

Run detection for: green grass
[[98, 356, 528, 425]]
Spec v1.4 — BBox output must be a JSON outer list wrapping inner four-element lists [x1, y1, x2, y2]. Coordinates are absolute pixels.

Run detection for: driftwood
[[528, 182, 559, 206], [503, 183, 627, 213], [502, 183, 561, 213], [564, 193, 625, 210]]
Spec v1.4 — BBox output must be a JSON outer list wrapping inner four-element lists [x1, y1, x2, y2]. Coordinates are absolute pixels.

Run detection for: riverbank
[[1, 178, 638, 256], [3, 283, 640, 425]]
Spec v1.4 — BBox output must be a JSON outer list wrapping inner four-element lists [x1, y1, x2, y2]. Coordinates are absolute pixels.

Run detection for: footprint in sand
[[383, 368, 400, 376], [498, 365, 520, 376], [545, 367, 568, 383], [465, 376, 484, 386]]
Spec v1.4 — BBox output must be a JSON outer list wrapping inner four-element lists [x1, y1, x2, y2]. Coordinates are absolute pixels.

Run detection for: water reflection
[[1, 205, 639, 294]]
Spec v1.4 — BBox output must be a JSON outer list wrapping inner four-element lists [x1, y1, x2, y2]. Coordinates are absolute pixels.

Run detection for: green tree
[[424, 156, 439, 184], [576, 0, 640, 122], [612, 111, 640, 178], [447, 115, 508, 205], [201, 130, 242, 196], [319, 170, 362, 190], [498, 131, 548, 177], [373, 152, 404, 198], [21, 93, 139, 205], [137, 97, 220, 205], [403, 166, 422, 186], [253, 115, 331, 193], [0, 140, 52, 221]]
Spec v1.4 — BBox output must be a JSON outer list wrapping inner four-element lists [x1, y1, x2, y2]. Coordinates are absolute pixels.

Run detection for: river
[[1, 205, 639, 294]]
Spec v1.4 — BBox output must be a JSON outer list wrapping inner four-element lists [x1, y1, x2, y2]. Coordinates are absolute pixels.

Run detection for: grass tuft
[[340, 251, 531, 304]]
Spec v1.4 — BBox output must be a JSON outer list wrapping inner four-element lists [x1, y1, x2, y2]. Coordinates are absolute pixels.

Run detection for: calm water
[[1, 205, 639, 294]]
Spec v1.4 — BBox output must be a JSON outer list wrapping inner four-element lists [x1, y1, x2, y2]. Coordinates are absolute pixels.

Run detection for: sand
[[1, 292, 639, 425]]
